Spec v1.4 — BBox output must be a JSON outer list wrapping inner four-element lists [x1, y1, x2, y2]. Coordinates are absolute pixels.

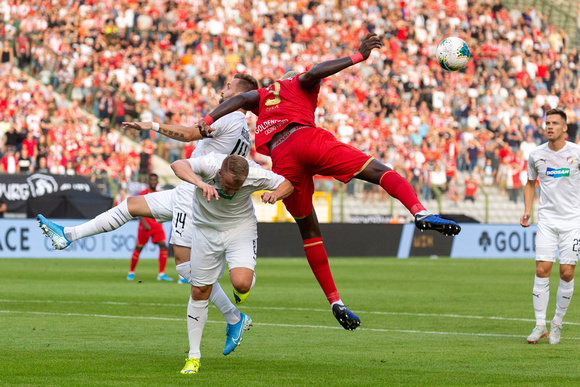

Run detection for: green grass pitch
[[1, 257, 579, 385]]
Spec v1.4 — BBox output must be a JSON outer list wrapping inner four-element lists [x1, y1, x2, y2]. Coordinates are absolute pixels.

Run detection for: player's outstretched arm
[[122, 121, 206, 142], [198, 91, 261, 135], [261, 179, 294, 204], [298, 33, 383, 90], [520, 180, 536, 227], [171, 159, 219, 202]]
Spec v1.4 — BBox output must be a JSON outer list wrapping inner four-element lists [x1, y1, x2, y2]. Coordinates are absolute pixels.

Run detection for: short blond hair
[[221, 155, 249, 186]]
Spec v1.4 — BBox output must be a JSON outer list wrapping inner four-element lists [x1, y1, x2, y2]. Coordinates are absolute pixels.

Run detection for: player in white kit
[[521, 108, 580, 345], [171, 153, 294, 375], [37, 74, 260, 355]]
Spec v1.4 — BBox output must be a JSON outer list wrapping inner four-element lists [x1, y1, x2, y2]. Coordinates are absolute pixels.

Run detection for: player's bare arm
[[170, 160, 219, 202], [261, 179, 294, 204], [197, 91, 261, 136], [520, 180, 536, 227], [122, 121, 206, 142], [298, 33, 383, 90]]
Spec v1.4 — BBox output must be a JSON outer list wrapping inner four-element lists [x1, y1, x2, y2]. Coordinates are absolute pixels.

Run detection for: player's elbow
[[299, 71, 320, 89], [170, 160, 187, 178], [237, 91, 260, 110], [183, 132, 197, 142]]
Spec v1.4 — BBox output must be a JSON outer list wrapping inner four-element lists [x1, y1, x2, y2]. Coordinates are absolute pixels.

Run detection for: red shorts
[[270, 126, 373, 218], [137, 223, 166, 245]]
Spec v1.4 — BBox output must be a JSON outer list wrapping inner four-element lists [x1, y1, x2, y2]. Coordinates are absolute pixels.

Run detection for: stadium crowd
[[0, 0, 579, 205]]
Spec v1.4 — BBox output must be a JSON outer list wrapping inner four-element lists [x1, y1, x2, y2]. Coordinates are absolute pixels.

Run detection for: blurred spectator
[[17, 147, 33, 173], [446, 175, 462, 206], [3, 124, 23, 152], [0, 146, 18, 173], [114, 188, 128, 207], [429, 163, 447, 198], [0, 0, 576, 211], [464, 173, 479, 202], [0, 40, 13, 73], [35, 155, 49, 174]]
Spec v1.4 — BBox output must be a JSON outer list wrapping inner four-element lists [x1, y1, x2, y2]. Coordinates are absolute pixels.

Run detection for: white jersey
[[187, 153, 285, 231], [527, 141, 580, 225], [174, 111, 251, 193]]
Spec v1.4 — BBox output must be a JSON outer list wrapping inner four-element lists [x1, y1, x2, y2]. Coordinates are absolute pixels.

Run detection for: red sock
[[379, 170, 426, 215], [303, 238, 340, 304], [129, 249, 140, 272], [158, 248, 168, 274]]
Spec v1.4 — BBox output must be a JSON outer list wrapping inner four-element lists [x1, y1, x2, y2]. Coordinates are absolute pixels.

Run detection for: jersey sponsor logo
[[255, 118, 288, 135], [545, 167, 570, 178]]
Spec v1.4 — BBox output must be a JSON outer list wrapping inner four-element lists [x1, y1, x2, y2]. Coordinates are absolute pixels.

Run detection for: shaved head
[[280, 71, 300, 80]]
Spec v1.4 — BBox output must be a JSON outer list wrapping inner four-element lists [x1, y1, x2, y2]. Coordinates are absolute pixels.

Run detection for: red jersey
[[464, 178, 478, 197], [252, 75, 319, 156], [139, 188, 160, 227]]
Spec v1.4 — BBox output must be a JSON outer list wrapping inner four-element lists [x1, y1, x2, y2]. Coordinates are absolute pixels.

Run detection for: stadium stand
[[0, 0, 577, 223]]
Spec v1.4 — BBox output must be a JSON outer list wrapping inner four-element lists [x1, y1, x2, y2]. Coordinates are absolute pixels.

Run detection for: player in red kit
[[196, 34, 461, 330], [127, 173, 173, 282]]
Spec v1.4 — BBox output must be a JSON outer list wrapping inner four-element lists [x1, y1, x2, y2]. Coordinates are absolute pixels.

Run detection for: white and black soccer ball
[[436, 37, 470, 71]]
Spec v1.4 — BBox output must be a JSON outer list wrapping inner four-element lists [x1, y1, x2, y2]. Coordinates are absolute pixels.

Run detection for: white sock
[[553, 279, 574, 325], [330, 299, 344, 309], [176, 262, 192, 283], [64, 199, 133, 241], [210, 282, 240, 325], [187, 297, 208, 359], [533, 275, 550, 326]]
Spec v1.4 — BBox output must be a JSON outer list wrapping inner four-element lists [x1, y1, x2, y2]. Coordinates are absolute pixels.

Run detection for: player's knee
[[230, 275, 252, 294], [157, 242, 167, 249], [359, 159, 390, 184], [126, 196, 139, 216], [135, 245, 144, 252], [535, 268, 550, 277], [561, 271, 574, 282], [233, 282, 251, 294], [191, 285, 211, 300]]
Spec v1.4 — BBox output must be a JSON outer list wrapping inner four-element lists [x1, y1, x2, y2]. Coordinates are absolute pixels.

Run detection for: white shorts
[[189, 220, 258, 286], [535, 222, 580, 265], [143, 183, 196, 247]]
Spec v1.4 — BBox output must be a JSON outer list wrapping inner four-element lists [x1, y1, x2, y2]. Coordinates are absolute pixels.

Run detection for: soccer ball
[[436, 37, 470, 71]]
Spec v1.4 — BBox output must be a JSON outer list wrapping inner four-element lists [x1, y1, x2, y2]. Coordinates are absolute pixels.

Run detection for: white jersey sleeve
[[192, 111, 251, 158], [527, 151, 537, 181]]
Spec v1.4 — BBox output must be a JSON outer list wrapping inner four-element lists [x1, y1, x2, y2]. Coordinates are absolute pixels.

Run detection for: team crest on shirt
[[567, 156, 574, 164]]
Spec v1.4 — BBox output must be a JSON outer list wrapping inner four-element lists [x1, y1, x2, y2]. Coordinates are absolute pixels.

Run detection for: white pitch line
[[1, 298, 580, 327], [3, 309, 579, 340]]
